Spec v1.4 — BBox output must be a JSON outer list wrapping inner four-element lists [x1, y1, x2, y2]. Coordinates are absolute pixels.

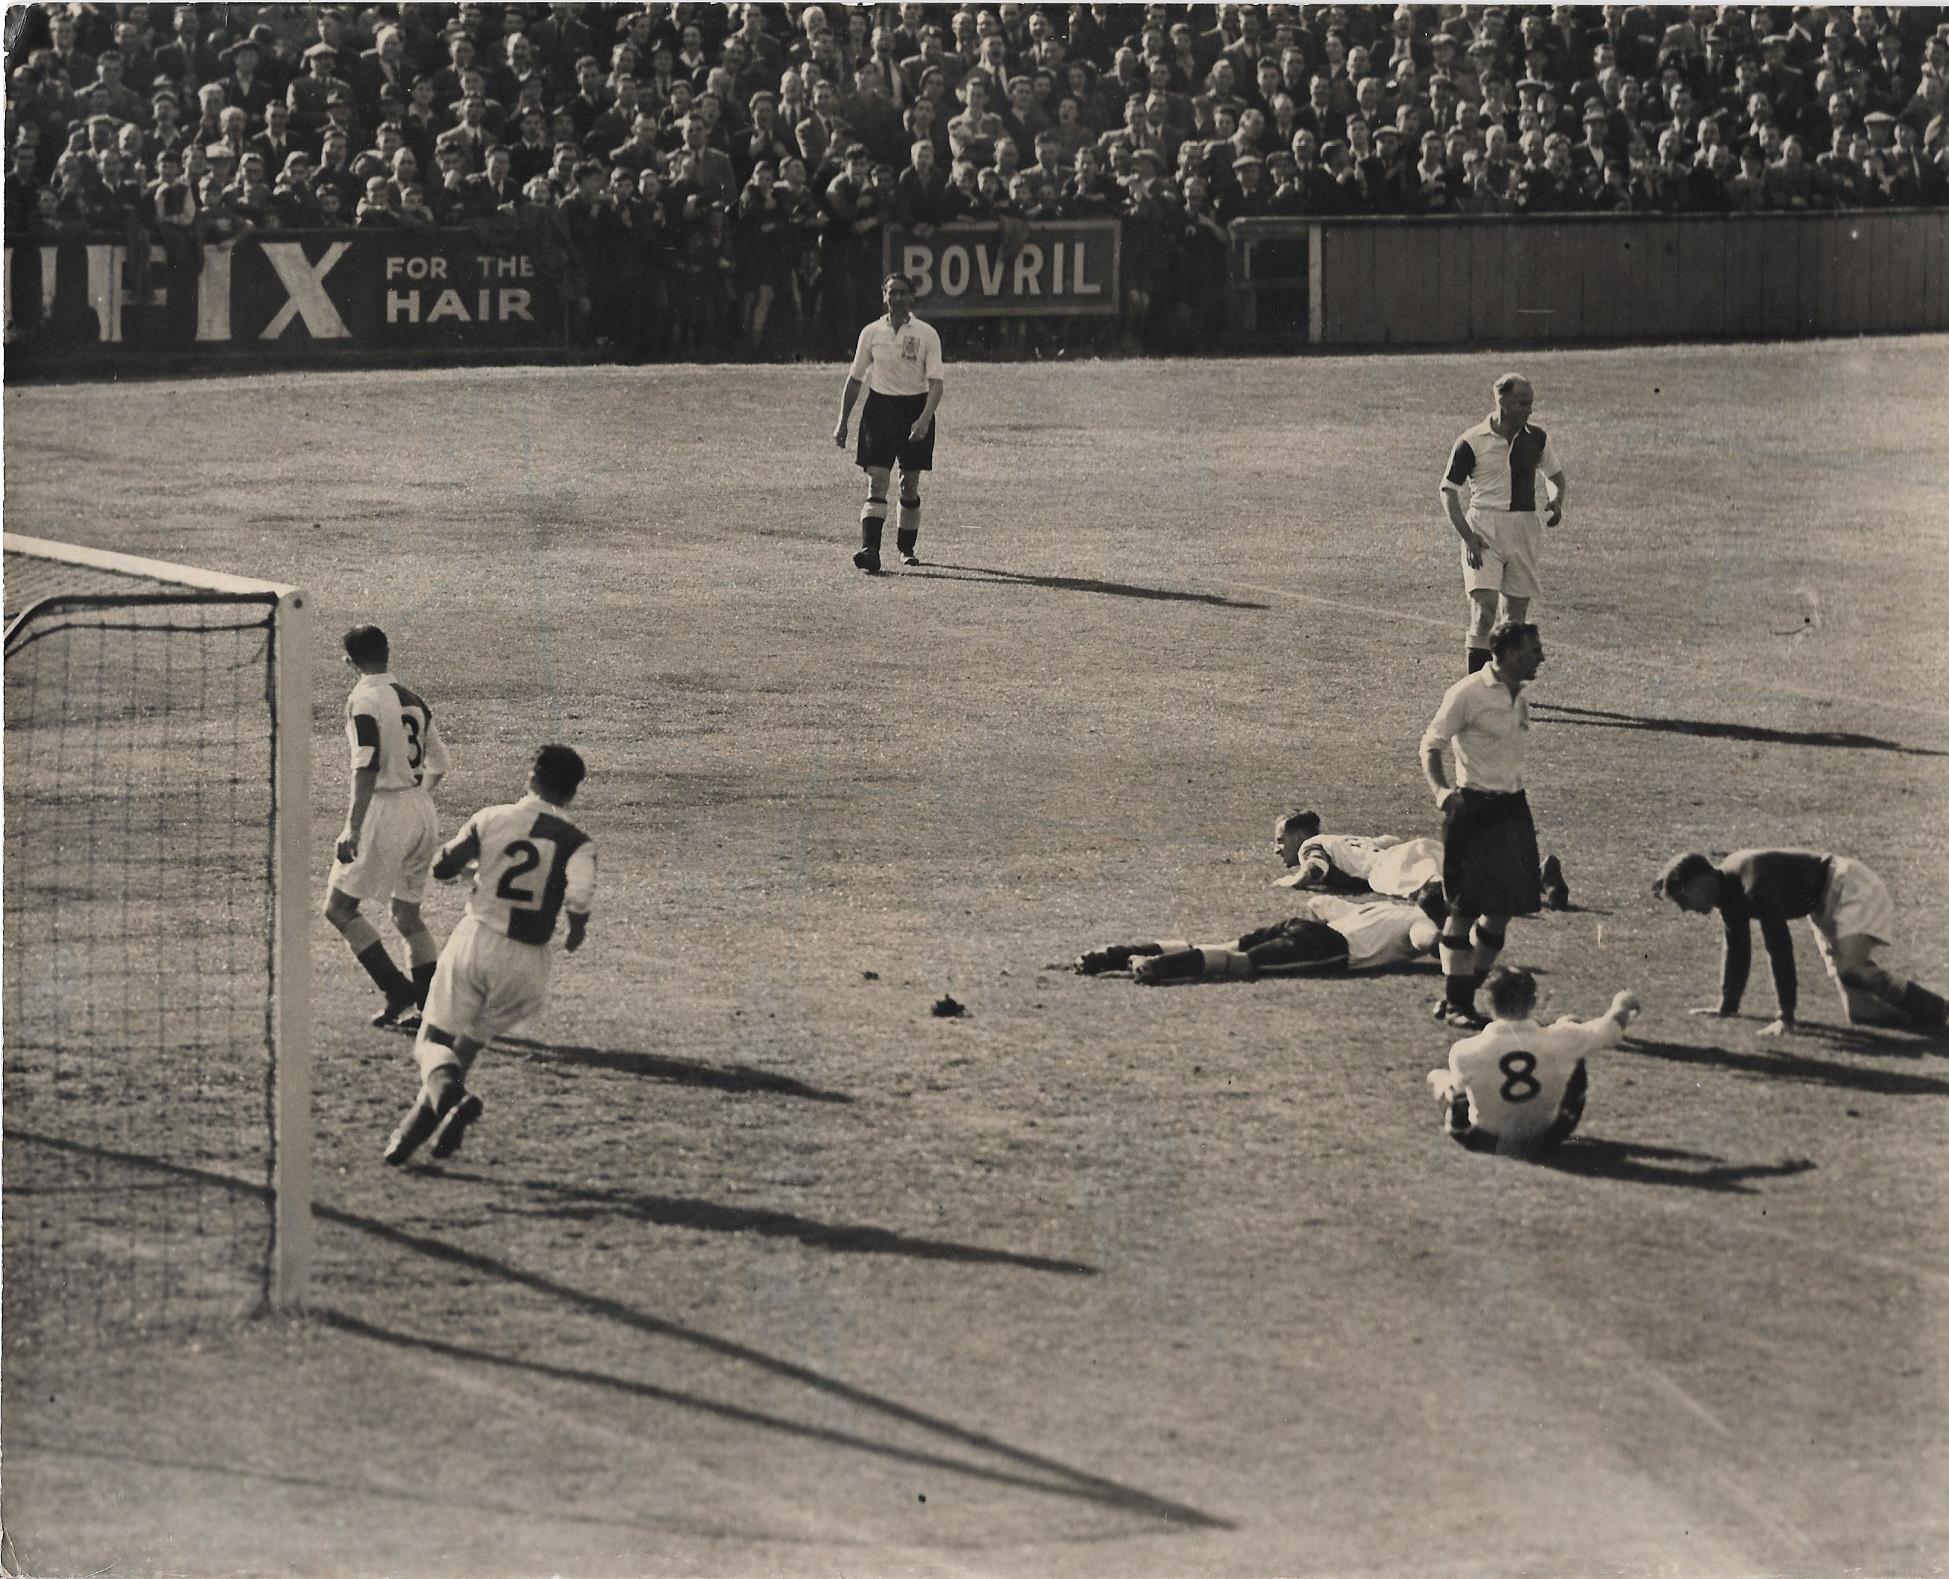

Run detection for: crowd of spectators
[[7, 2, 1949, 356]]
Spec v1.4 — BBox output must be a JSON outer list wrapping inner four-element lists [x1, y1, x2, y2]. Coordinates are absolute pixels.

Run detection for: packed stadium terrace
[[6, 1, 1948, 356]]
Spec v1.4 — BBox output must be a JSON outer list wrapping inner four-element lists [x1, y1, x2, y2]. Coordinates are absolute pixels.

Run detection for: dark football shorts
[[856, 390, 936, 473], [1442, 787, 1543, 917]]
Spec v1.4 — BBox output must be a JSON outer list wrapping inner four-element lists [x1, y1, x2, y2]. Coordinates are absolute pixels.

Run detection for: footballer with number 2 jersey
[[384, 744, 597, 1167]]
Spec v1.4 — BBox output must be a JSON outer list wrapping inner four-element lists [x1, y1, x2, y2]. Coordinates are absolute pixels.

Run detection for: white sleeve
[[1540, 434, 1564, 478], [421, 716, 451, 777], [1420, 682, 1468, 753], [1542, 1011, 1626, 1057], [563, 840, 597, 916], [923, 326, 945, 380], [847, 326, 874, 380]]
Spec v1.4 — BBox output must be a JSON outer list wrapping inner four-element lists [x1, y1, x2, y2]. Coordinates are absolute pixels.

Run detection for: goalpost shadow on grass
[[900, 563, 1270, 609], [7, 1132, 1223, 1531]]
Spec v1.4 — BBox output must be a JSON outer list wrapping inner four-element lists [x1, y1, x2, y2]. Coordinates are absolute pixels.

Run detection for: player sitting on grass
[[1427, 966, 1641, 1158], [384, 745, 596, 1167], [1076, 886, 1445, 984], [1655, 848, 1949, 1038], [1273, 808, 1568, 908]]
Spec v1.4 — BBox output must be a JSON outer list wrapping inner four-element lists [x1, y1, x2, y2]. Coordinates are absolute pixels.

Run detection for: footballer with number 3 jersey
[[1428, 967, 1641, 1158], [324, 625, 451, 1032], [384, 745, 596, 1167]]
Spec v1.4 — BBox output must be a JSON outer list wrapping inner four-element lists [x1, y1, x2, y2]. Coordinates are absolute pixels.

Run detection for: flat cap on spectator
[[379, 81, 405, 100], [1132, 146, 1164, 167], [1517, 76, 1546, 92], [412, 71, 438, 88], [86, 111, 118, 128], [1761, 33, 1789, 47], [303, 42, 338, 60], [152, 83, 180, 102], [1232, 149, 1264, 166], [1583, 100, 1610, 120], [219, 37, 258, 64], [1467, 39, 1499, 55], [1319, 138, 1348, 156], [1863, 110, 1896, 125]]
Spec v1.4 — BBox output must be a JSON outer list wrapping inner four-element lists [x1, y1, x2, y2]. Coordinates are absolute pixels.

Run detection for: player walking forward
[[384, 745, 597, 1166], [1420, 620, 1548, 1029], [324, 625, 449, 1031], [833, 273, 945, 573], [1428, 966, 1641, 1157], [1440, 371, 1567, 674]]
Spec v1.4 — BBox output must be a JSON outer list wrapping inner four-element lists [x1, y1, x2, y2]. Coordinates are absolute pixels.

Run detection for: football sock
[[1145, 947, 1208, 982], [400, 925, 438, 1003], [860, 497, 887, 552], [1466, 647, 1491, 673], [1438, 923, 1473, 983], [411, 963, 436, 1005], [1468, 922, 1505, 977], [353, 941, 417, 1006], [896, 498, 920, 556], [424, 1063, 464, 1117]]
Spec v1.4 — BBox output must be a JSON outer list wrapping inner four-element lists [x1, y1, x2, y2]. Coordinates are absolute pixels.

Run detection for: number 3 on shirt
[[1498, 1050, 1542, 1103]]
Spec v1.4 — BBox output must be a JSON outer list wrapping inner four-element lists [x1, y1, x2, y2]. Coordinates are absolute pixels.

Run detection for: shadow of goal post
[[2, 532, 313, 1311]]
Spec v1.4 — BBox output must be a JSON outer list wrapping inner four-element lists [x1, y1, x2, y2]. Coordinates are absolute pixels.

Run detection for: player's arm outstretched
[[431, 818, 482, 882]]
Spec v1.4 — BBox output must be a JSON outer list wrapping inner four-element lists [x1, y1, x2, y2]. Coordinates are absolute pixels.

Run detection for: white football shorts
[[1463, 509, 1544, 600], [330, 788, 438, 903], [1810, 856, 1897, 977], [416, 913, 552, 1070]]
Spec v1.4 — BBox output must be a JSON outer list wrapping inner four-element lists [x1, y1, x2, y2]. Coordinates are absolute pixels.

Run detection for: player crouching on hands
[[1428, 966, 1641, 1158], [384, 745, 597, 1167], [834, 273, 944, 572], [1655, 848, 1949, 1038]]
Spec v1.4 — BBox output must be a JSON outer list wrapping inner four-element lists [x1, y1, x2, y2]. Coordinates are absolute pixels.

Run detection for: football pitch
[[3, 340, 1947, 1578]]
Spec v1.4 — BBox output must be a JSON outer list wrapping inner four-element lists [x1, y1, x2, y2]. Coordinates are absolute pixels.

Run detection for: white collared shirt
[[1420, 669, 1530, 793], [848, 314, 944, 397]]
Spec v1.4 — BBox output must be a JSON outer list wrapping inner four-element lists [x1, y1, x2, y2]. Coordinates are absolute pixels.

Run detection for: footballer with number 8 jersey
[[384, 745, 595, 1167], [1428, 967, 1641, 1158], [324, 625, 450, 1033]]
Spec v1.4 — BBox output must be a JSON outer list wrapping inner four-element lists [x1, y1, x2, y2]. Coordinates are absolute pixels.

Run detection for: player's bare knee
[[323, 888, 360, 928], [862, 466, 891, 497], [1839, 962, 1896, 997], [1501, 595, 1530, 625], [390, 898, 423, 932]]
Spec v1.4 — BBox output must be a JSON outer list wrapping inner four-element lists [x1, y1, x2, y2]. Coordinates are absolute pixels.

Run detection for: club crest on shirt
[[901, 336, 918, 360]]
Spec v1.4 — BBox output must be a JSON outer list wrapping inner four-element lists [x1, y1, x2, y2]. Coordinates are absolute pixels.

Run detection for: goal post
[[3, 532, 313, 1324]]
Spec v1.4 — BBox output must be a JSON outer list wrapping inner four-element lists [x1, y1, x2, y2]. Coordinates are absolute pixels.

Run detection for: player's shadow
[[496, 1035, 851, 1103], [11, 1130, 1228, 1532], [1529, 702, 1949, 758], [465, 1174, 1097, 1276], [1622, 1034, 1949, 1096], [1529, 1136, 1816, 1193], [904, 562, 1269, 609]]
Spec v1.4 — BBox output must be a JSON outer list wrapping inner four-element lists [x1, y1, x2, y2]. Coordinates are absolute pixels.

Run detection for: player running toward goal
[[384, 745, 596, 1167], [833, 273, 944, 573], [1428, 966, 1642, 1158], [1440, 371, 1567, 675], [324, 625, 449, 1032]]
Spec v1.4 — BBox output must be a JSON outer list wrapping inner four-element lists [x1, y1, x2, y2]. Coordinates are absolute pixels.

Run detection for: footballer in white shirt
[[1428, 966, 1641, 1158], [323, 625, 450, 1032], [384, 744, 596, 1167], [833, 273, 945, 573]]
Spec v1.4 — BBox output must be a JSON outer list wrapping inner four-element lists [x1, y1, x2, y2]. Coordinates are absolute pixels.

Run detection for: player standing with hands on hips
[[834, 273, 944, 574], [1420, 620, 1549, 1029], [1440, 371, 1567, 674]]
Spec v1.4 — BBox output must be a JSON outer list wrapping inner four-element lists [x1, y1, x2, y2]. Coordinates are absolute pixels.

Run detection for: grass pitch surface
[[4, 340, 1947, 1578]]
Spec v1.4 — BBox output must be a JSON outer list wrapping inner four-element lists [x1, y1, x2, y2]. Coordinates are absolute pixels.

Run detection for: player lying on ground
[[323, 624, 449, 1033], [1273, 807, 1571, 909], [1654, 848, 1949, 1038], [1076, 888, 1445, 983], [1427, 966, 1641, 1159], [384, 745, 597, 1167]]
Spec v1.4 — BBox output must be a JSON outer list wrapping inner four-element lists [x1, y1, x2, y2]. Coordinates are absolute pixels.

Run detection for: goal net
[[3, 533, 313, 1350]]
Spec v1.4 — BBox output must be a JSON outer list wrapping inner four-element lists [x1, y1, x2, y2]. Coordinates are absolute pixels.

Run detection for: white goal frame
[[3, 532, 314, 1308]]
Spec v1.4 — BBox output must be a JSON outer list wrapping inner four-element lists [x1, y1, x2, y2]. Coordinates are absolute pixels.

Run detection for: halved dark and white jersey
[[437, 793, 596, 946], [345, 672, 448, 791], [1442, 418, 1561, 515]]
